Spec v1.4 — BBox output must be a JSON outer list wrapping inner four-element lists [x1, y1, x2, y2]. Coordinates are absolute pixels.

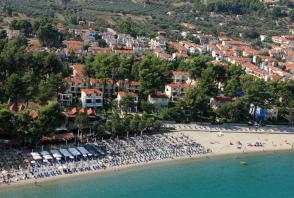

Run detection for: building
[[172, 71, 191, 84], [64, 77, 88, 96], [210, 96, 234, 110], [7, 30, 20, 39], [148, 93, 169, 108], [64, 40, 84, 55], [116, 80, 141, 93], [81, 89, 103, 109], [58, 93, 73, 106], [70, 64, 85, 77], [117, 91, 139, 112], [165, 84, 192, 102]]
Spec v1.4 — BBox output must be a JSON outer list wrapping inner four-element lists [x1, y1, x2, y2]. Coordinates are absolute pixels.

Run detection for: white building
[[65, 77, 88, 96], [117, 91, 139, 112], [81, 88, 103, 109], [148, 93, 169, 107], [172, 71, 191, 84], [58, 93, 73, 106], [165, 84, 192, 102]]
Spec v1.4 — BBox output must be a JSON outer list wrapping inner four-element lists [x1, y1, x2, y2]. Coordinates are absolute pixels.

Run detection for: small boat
[[240, 161, 248, 166]]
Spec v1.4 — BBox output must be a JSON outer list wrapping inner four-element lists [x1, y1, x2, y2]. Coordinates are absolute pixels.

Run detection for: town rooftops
[[71, 64, 85, 77], [65, 40, 84, 48], [63, 107, 96, 118], [81, 88, 103, 95], [65, 77, 86, 84], [88, 47, 112, 53], [118, 91, 138, 97]]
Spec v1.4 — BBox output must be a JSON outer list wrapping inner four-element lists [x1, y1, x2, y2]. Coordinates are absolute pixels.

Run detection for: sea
[[1, 151, 294, 198]]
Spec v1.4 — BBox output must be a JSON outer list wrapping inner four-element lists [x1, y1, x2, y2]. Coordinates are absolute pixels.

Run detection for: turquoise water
[[1, 152, 294, 198]]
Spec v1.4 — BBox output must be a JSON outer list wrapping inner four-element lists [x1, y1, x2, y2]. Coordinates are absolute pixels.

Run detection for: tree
[[17, 110, 33, 139], [0, 30, 7, 39], [138, 55, 172, 93], [224, 64, 244, 97], [199, 64, 226, 96], [116, 19, 144, 37], [75, 113, 89, 133], [158, 106, 185, 123], [9, 20, 32, 36], [34, 19, 62, 47], [87, 53, 120, 97], [37, 80, 52, 104], [241, 75, 272, 106], [93, 122, 107, 137], [182, 86, 210, 116], [3, 4, 12, 17], [243, 29, 260, 40], [119, 94, 135, 113], [216, 98, 248, 123], [4, 74, 23, 104], [0, 107, 16, 136], [30, 102, 64, 138], [178, 56, 211, 79], [289, 10, 294, 21]]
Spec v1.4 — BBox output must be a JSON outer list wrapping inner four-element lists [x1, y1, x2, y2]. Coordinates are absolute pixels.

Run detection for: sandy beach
[[1, 130, 294, 188], [185, 131, 294, 155]]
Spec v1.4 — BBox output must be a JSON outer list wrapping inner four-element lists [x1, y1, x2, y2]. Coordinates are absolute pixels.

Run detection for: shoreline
[[1, 147, 293, 189]]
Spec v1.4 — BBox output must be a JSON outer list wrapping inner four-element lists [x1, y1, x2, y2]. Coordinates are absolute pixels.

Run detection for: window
[[86, 99, 92, 103], [95, 99, 102, 103]]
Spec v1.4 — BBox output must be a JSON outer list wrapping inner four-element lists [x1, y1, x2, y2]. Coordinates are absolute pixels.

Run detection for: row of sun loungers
[[1, 134, 209, 185]]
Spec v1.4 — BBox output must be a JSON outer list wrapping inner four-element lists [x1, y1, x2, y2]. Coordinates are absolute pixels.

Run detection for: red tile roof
[[81, 88, 102, 95], [71, 64, 85, 77], [118, 91, 138, 97]]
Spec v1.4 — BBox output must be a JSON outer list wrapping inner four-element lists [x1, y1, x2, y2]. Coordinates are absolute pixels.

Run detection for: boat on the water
[[240, 161, 248, 166]]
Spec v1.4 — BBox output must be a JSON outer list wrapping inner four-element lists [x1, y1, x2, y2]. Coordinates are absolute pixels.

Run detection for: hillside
[[1, 0, 293, 37]]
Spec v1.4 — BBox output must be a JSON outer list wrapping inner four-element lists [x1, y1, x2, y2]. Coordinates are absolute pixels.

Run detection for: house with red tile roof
[[172, 71, 191, 84], [169, 41, 188, 54], [64, 40, 85, 55], [165, 83, 192, 102], [148, 93, 169, 108], [222, 40, 249, 48], [210, 96, 234, 110], [81, 88, 103, 109], [70, 64, 85, 77], [117, 91, 139, 112], [88, 47, 112, 55], [116, 80, 141, 93]]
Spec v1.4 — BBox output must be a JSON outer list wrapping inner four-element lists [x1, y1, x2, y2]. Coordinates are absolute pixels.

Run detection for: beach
[[1, 126, 294, 189]]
